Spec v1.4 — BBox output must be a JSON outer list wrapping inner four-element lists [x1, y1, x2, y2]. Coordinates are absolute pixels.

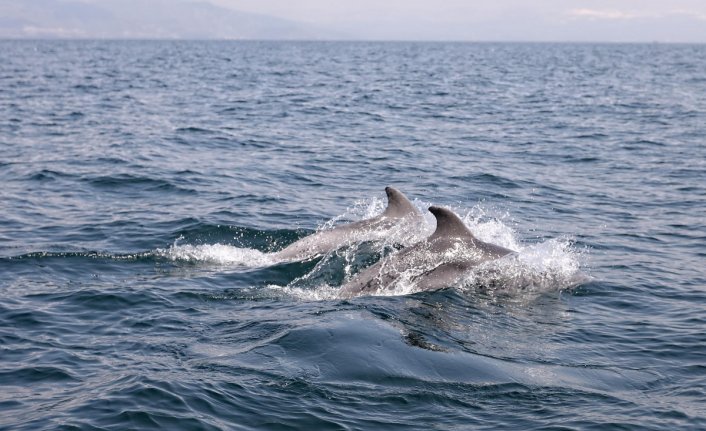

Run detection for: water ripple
[[1, 40, 705, 430]]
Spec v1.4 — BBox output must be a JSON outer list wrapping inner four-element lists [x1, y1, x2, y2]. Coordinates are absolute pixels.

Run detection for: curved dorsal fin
[[383, 186, 419, 218], [428, 206, 475, 240]]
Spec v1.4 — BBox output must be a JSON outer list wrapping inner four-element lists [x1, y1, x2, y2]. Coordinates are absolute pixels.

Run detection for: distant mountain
[[0, 0, 339, 39]]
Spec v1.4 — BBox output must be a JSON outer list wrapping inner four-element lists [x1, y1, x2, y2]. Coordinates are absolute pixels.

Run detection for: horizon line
[[1, 37, 705, 45]]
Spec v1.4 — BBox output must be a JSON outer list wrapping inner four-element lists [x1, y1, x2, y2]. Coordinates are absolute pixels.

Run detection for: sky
[[2, 0, 706, 42], [207, 0, 706, 42]]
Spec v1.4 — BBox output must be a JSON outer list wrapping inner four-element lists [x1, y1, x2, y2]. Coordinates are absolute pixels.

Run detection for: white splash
[[320, 196, 387, 231], [154, 243, 275, 267], [267, 283, 342, 301], [456, 238, 588, 295], [287, 201, 586, 300], [154, 197, 587, 300]]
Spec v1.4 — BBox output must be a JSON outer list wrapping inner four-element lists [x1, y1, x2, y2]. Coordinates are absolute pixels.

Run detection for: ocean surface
[[1, 40, 705, 430]]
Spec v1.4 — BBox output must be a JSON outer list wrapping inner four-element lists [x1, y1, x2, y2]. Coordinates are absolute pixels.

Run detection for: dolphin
[[272, 187, 423, 262], [337, 206, 515, 298]]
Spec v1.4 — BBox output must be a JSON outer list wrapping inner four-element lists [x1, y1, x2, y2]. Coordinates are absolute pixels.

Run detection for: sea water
[[1, 41, 705, 430]]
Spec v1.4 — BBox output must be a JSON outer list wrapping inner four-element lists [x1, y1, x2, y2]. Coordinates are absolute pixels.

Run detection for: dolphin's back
[[273, 187, 422, 262]]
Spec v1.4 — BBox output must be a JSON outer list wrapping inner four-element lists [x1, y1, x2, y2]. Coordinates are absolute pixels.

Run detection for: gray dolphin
[[337, 206, 515, 298], [272, 187, 423, 262]]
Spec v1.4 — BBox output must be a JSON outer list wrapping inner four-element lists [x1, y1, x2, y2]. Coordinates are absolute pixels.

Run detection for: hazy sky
[[207, 0, 706, 42]]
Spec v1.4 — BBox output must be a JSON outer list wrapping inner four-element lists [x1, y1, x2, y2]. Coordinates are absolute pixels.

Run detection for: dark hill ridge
[[0, 0, 338, 39]]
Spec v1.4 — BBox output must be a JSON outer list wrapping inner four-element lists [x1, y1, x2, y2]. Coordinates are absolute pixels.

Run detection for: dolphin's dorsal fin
[[383, 186, 419, 218], [428, 206, 475, 240]]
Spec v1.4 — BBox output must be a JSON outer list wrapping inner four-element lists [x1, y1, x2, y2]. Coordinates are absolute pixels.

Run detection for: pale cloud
[[568, 7, 706, 22], [568, 8, 641, 20]]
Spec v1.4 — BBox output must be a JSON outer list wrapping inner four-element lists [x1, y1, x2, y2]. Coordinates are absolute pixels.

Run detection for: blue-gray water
[[1, 41, 705, 430]]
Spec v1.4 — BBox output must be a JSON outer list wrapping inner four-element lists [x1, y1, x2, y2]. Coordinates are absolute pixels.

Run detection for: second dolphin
[[337, 206, 515, 298]]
